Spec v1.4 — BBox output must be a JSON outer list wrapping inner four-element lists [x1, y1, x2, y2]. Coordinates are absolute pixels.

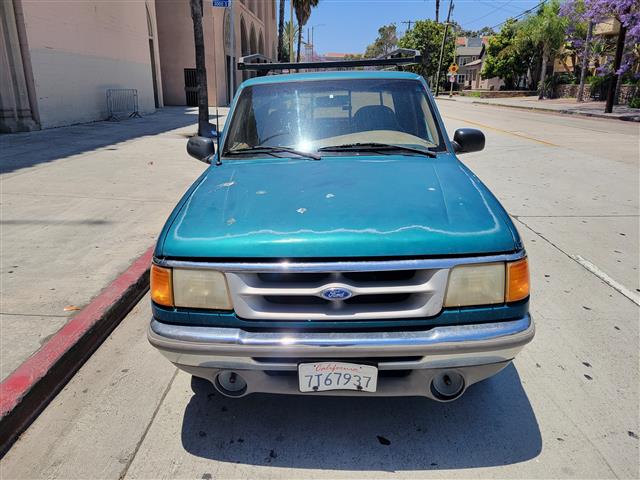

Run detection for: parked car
[[148, 64, 533, 402]]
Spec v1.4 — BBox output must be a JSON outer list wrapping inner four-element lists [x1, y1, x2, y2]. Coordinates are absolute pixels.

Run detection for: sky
[[280, 0, 543, 55]]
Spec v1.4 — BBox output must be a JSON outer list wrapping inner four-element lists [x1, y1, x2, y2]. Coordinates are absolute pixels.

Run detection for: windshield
[[222, 78, 444, 157]]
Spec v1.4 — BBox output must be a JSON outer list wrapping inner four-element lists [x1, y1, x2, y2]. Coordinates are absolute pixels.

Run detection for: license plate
[[298, 362, 378, 392]]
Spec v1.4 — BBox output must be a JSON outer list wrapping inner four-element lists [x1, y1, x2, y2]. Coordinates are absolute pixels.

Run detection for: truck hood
[[159, 154, 518, 259]]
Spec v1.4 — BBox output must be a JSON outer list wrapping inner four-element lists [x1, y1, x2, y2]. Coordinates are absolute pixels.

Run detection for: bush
[[629, 97, 640, 109], [554, 72, 576, 85], [587, 75, 605, 86]]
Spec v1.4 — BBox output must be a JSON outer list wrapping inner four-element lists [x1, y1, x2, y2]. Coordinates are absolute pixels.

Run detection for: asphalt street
[[2, 101, 638, 479]]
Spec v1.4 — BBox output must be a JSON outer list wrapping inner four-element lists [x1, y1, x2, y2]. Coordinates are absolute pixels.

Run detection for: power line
[[488, 0, 547, 30], [477, 0, 522, 14], [461, 0, 516, 28]]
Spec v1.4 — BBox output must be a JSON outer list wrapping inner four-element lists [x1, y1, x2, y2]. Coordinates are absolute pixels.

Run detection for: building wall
[[19, 1, 160, 128], [156, 0, 277, 107]]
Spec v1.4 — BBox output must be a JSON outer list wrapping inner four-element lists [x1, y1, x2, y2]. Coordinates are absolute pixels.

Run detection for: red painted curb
[[0, 246, 154, 454]]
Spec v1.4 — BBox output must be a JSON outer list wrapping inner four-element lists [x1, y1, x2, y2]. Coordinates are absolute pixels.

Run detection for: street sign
[[213, 0, 230, 7], [448, 63, 458, 74]]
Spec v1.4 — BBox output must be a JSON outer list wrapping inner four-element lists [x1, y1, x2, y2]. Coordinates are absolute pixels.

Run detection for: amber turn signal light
[[506, 257, 530, 302], [151, 264, 173, 307]]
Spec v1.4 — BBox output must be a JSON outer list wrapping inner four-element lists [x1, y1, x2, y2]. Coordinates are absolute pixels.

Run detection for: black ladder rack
[[238, 49, 422, 76]]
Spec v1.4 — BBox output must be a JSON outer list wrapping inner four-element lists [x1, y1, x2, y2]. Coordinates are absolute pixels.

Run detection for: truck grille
[[225, 268, 449, 321]]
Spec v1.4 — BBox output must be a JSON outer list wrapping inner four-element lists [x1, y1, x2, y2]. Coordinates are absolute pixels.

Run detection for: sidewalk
[[442, 95, 640, 122], [0, 107, 227, 382]]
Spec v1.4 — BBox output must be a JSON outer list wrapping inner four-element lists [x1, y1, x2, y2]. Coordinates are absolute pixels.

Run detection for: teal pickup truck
[[148, 57, 533, 401]]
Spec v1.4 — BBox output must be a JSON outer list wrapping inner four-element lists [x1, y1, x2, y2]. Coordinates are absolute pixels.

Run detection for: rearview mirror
[[187, 135, 216, 163], [451, 128, 485, 154]]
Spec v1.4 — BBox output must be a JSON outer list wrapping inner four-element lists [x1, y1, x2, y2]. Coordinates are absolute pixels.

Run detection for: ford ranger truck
[[148, 69, 534, 402]]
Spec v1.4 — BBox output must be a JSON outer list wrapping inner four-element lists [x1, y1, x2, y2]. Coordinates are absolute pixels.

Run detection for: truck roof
[[240, 70, 424, 87]]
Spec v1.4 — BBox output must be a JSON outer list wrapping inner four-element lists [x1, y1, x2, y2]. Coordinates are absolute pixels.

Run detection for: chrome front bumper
[[149, 314, 533, 389]]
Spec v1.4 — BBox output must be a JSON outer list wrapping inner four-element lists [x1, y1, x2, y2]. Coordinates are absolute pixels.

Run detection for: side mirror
[[451, 128, 485, 154], [187, 135, 216, 163]]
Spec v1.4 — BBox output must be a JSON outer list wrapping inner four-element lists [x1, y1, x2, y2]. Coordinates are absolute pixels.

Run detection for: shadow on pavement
[[0, 107, 218, 175], [181, 364, 541, 471]]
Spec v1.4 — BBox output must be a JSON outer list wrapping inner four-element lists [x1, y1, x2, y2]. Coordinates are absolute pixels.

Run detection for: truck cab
[[148, 62, 533, 402]]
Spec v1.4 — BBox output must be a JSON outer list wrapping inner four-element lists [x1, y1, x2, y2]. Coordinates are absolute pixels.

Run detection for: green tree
[[281, 20, 299, 62], [453, 23, 496, 37], [364, 24, 398, 58], [481, 19, 531, 90], [293, 0, 319, 62], [398, 20, 455, 84], [518, 0, 568, 98]]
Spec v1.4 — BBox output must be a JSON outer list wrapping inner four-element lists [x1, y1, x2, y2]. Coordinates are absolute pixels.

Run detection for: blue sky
[[281, 0, 542, 54]]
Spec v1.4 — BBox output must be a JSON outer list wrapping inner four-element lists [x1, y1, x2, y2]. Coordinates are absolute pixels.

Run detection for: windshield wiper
[[225, 146, 321, 160], [317, 142, 437, 158]]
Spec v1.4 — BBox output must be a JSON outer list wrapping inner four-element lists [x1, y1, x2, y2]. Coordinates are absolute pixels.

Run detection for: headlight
[[150, 265, 232, 310], [444, 258, 530, 307], [444, 263, 506, 307]]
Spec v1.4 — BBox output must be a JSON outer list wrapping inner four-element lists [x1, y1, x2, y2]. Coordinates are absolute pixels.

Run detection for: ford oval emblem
[[322, 287, 353, 301]]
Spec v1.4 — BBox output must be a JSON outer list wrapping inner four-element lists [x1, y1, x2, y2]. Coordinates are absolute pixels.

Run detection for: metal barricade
[[106, 89, 142, 121]]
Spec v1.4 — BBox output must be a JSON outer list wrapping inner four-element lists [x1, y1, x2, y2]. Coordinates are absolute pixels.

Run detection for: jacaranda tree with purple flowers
[[562, 0, 639, 111]]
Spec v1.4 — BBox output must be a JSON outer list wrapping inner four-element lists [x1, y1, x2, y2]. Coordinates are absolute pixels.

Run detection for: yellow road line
[[442, 114, 560, 147]]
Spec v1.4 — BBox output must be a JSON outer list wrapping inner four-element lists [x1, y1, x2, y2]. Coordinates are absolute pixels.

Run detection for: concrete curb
[[0, 247, 154, 456], [469, 100, 640, 122]]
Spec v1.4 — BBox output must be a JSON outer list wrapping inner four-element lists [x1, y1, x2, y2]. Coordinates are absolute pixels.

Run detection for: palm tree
[[281, 20, 299, 62], [293, 0, 319, 62], [189, 0, 209, 136], [277, 0, 285, 61], [519, 0, 567, 99]]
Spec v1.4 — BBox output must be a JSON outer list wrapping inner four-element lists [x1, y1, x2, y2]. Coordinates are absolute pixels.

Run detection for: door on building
[[184, 68, 198, 106]]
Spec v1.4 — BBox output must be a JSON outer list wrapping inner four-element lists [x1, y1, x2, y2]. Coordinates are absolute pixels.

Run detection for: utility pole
[[190, 0, 210, 136], [435, 0, 440, 22], [401, 20, 413, 32], [310, 24, 325, 62], [435, 0, 454, 97], [577, 21, 593, 103]]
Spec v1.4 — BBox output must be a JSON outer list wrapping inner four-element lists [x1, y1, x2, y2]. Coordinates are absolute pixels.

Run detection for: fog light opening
[[430, 371, 465, 401], [215, 371, 248, 397]]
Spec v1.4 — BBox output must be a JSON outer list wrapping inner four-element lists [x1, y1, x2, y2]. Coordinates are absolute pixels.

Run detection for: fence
[[184, 68, 198, 107], [106, 89, 142, 121], [553, 83, 638, 105]]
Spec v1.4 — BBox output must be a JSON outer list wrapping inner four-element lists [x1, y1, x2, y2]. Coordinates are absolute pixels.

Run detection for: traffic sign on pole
[[448, 63, 458, 74], [213, 0, 230, 7]]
